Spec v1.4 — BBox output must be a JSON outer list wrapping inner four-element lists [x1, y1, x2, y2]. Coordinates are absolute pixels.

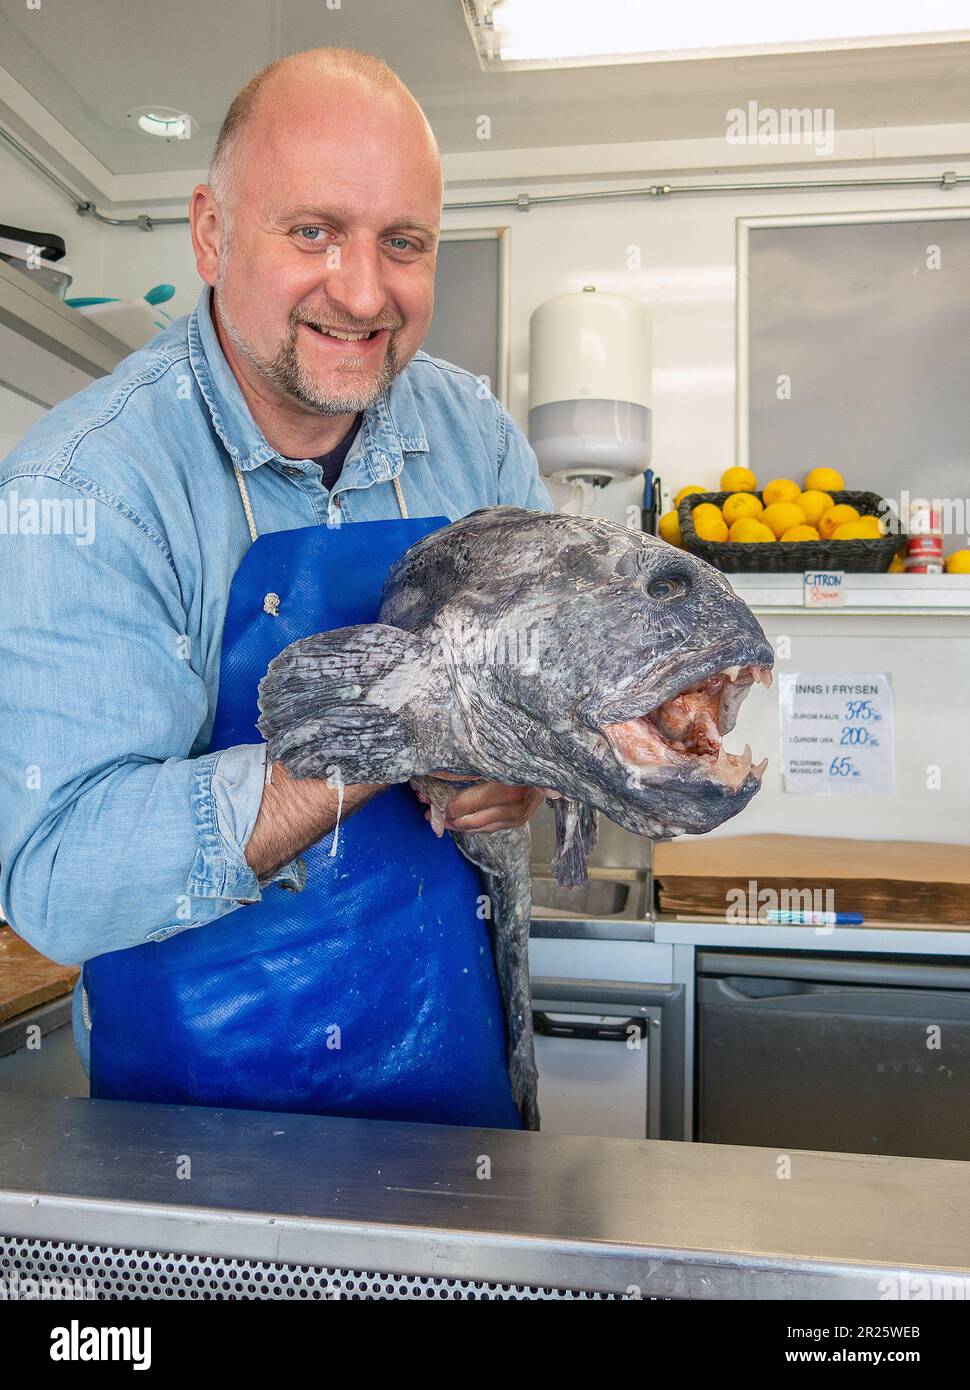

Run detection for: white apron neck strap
[[232, 462, 409, 542]]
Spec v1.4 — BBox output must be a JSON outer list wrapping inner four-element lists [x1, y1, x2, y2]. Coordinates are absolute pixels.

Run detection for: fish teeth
[[752, 756, 769, 783], [725, 665, 741, 682]]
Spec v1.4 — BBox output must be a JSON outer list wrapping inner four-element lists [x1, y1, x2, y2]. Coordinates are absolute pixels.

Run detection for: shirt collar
[[187, 285, 429, 476]]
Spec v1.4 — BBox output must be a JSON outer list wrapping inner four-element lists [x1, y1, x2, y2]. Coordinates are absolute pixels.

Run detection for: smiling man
[[0, 47, 552, 1125]]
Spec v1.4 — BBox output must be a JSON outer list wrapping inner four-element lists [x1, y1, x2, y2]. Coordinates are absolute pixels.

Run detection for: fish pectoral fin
[[551, 798, 599, 888], [257, 623, 450, 784]]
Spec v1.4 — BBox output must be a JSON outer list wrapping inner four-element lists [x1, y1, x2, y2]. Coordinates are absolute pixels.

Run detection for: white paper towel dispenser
[[528, 286, 652, 485]]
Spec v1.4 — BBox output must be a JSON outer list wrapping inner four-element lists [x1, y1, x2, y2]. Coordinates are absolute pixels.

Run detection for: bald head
[[209, 47, 441, 234], [190, 46, 443, 448]]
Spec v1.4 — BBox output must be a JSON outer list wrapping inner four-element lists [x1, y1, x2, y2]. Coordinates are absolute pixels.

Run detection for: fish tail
[[455, 830, 540, 1131]]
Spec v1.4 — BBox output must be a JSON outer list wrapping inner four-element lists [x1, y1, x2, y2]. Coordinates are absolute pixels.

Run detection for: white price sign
[[779, 673, 895, 796]]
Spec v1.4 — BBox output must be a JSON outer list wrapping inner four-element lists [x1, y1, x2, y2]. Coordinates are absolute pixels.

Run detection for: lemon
[[722, 492, 764, 526], [945, 549, 970, 574], [798, 490, 835, 527], [658, 510, 683, 547], [729, 518, 775, 543], [832, 521, 873, 540], [674, 484, 707, 506], [780, 524, 820, 542], [854, 515, 885, 538], [720, 466, 758, 493], [818, 504, 859, 540], [804, 466, 845, 492], [888, 550, 906, 573], [693, 510, 729, 542], [762, 478, 801, 506], [762, 501, 806, 538]]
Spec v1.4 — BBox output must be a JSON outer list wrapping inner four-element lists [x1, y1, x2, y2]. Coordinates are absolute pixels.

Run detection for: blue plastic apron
[[83, 470, 521, 1129]]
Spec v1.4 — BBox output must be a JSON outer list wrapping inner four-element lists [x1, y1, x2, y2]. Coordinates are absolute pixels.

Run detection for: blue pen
[[641, 469, 655, 533], [766, 911, 864, 926]]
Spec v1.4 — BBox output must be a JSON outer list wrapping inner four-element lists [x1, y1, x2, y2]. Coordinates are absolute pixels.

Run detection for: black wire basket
[[678, 490, 899, 573]]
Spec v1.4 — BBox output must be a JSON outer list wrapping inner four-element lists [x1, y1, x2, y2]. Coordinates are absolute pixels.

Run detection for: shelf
[[0, 257, 127, 408], [728, 570, 970, 616]]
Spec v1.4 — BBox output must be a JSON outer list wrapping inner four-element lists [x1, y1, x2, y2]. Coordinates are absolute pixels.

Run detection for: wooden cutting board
[[654, 834, 970, 927], [0, 924, 79, 1023]]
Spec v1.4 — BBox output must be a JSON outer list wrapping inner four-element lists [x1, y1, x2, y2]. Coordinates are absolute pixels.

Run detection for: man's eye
[[387, 236, 418, 252], [296, 227, 324, 242]]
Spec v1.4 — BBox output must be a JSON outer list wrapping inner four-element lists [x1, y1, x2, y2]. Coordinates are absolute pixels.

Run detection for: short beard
[[215, 272, 402, 417]]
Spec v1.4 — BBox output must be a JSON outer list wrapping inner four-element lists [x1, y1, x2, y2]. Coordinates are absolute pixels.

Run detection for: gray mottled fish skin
[[257, 506, 775, 1130], [412, 780, 539, 1133]]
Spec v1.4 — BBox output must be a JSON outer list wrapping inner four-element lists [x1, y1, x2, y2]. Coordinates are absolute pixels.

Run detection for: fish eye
[[647, 576, 686, 600]]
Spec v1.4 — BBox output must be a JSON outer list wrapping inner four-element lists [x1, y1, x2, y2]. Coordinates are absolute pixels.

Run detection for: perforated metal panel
[[0, 1235, 619, 1300]]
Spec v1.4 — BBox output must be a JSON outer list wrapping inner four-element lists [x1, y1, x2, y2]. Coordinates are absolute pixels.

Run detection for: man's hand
[[420, 771, 545, 834]]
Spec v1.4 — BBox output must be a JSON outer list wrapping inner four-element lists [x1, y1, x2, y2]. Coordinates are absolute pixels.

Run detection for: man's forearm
[[246, 762, 387, 879]]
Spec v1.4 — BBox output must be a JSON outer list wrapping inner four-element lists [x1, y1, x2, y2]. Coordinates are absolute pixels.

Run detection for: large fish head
[[380, 506, 774, 840]]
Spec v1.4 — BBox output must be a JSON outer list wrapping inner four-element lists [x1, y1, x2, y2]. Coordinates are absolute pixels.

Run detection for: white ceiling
[[1, 0, 969, 177]]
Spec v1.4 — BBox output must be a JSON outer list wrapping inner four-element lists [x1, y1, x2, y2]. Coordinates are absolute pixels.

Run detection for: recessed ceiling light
[[126, 106, 196, 141], [462, 0, 970, 70]]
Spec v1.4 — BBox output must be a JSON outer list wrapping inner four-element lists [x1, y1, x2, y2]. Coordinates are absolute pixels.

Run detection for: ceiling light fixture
[[126, 106, 196, 141], [461, 0, 970, 70]]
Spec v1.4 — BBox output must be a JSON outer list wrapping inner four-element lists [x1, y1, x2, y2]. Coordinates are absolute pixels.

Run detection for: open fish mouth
[[601, 663, 772, 793]]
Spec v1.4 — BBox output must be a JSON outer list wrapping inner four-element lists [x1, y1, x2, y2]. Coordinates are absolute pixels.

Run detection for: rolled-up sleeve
[[195, 742, 306, 902], [0, 474, 299, 965]]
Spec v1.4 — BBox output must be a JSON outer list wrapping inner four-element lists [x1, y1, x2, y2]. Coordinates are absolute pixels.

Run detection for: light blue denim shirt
[[0, 285, 552, 978]]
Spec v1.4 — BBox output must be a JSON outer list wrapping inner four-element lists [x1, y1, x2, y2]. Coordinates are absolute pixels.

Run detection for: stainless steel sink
[[530, 870, 650, 921]]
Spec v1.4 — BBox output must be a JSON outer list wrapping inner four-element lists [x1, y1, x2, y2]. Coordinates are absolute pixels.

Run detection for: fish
[[256, 506, 775, 1130]]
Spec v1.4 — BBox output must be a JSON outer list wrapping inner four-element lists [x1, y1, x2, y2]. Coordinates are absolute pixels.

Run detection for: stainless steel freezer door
[[697, 952, 970, 1160], [531, 977, 684, 1140]]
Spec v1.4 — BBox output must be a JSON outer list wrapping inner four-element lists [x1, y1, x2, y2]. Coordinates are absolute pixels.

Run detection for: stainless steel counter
[[1, 1094, 968, 1300]]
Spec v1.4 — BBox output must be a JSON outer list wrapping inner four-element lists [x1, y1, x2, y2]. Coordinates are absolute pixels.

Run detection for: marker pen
[[765, 910, 864, 926]]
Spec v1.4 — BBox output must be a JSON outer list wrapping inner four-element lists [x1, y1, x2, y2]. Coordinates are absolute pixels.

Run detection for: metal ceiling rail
[[2, 121, 967, 232]]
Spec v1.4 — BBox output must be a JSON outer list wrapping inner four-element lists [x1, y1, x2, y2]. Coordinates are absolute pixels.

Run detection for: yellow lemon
[[720, 466, 758, 493], [888, 550, 906, 573], [804, 466, 845, 492], [658, 510, 683, 547], [780, 524, 820, 542], [674, 484, 707, 506], [818, 504, 859, 539], [729, 518, 775, 543], [762, 501, 806, 538], [945, 549, 970, 574], [722, 492, 764, 526], [854, 515, 885, 538], [832, 521, 873, 540], [797, 490, 835, 527], [762, 478, 801, 506], [693, 510, 729, 543]]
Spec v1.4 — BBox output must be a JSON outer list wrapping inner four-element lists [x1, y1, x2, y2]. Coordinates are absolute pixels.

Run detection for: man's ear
[[189, 184, 223, 289]]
